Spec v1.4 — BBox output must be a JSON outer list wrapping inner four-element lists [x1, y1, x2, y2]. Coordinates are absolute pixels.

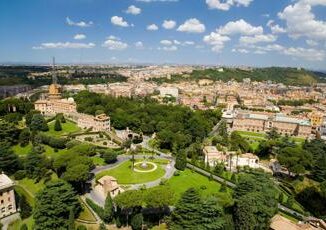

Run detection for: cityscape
[[0, 0, 326, 230]]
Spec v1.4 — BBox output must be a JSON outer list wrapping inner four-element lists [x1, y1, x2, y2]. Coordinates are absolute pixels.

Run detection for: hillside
[[150, 67, 326, 86]]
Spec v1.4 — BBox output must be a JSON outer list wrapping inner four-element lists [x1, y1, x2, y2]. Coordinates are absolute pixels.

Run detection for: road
[[208, 119, 223, 136]]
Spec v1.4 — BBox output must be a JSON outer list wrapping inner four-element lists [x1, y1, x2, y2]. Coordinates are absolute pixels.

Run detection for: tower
[[48, 57, 61, 100]]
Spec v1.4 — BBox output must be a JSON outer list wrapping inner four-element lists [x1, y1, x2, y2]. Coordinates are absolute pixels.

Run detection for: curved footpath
[[87, 153, 175, 206]]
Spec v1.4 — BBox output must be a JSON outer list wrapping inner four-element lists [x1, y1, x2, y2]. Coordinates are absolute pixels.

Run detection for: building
[[270, 214, 323, 230], [203, 146, 227, 166], [34, 97, 77, 115], [226, 153, 260, 170], [0, 173, 17, 219], [94, 176, 124, 198], [77, 113, 111, 132], [158, 87, 179, 98], [232, 111, 312, 138]]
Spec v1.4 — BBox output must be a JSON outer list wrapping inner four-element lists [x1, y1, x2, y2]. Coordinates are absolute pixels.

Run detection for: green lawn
[[8, 216, 34, 230], [163, 169, 233, 206], [95, 160, 166, 184], [46, 120, 80, 136], [12, 143, 67, 159], [238, 130, 306, 144], [77, 199, 97, 222], [236, 130, 266, 137]]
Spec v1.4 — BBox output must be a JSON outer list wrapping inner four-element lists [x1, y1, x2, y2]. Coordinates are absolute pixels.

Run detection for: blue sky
[[0, 0, 325, 69]]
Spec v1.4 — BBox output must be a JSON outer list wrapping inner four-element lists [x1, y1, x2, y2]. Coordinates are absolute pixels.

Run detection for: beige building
[[270, 214, 324, 230], [94, 176, 124, 198], [203, 146, 227, 167], [77, 113, 111, 132], [233, 112, 311, 138], [0, 173, 17, 219]]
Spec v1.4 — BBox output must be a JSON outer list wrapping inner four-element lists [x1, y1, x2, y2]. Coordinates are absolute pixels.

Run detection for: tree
[[34, 181, 81, 230], [266, 127, 280, 140], [19, 195, 32, 219], [170, 188, 202, 229], [99, 223, 106, 230], [175, 152, 187, 171], [278, 193, 284, 203], [277, 147, 312, 176], [199, 197, 225, 230], [61, 115, 66, 123], [19, 128, 31, 147], [20, 224, 28, 230], [54, 118, 62, 131], [0, 120, 20, 144], [217, 119, 228, 146], [131, 213, 143, 230], [30, 114, 48, 132], [24, 150, 48, 179], [103, 195, 114, 223], [68, 208, 75, 230], [286, 195, 294, 207], [230, 132, 249, 153], [102, 150, 117, 164], [63, 164, 89, 193], [0, 141, 20, 174], [77, 225, 87, 230]]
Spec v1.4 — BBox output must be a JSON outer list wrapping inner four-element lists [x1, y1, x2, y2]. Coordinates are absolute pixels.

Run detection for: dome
[[49, 84, 60, 95]]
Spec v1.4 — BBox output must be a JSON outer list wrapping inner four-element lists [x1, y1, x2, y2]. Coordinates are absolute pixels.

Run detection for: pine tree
[[103, 194, 114, 223], [99, 223, 106, 230], [0, 141, 19, 174], [68, 208, 75, 230], [131, 213, 143, 230], [30, 114, 48, 132], [199, 197, 225, 230], [175, 152, 187, 171], [19, 195, 32, 219], [170, 188, 202, 229], [54, 119, 62, 131]]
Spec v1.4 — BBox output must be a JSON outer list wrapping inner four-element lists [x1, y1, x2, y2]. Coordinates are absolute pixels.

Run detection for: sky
[[0, 0, 326, 69]]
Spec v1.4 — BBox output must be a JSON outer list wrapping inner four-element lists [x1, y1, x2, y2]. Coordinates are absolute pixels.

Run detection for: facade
[[0, 173, 17, 219], [34, 98, 77, 115], [203, 146, 227, 167], [232, 112, 311, 137], [94, 176, 124, 198], [77, 113, 111, 132], [203, 147, 260, 170], [227, 153, 260, 170]]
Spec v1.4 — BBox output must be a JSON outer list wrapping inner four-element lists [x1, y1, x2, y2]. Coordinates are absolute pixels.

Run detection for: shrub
[[14, 170, 26, 180], [174, 170, 180, 176]]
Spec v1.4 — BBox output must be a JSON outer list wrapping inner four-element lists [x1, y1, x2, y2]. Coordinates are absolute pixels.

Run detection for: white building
[[158, 87, 179, 98], [227, 153, 260, 170], [203, 146, 227, 167], [0, 173, 17, 219]]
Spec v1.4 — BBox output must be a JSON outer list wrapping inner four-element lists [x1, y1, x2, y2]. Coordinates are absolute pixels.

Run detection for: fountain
[[140, 161, 148, 169]]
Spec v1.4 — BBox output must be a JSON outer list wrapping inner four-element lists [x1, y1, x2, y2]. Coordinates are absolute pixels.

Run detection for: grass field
[[77, 199, 97, 222], [12, 143, 67, 159], [95, 160, 167, 184], [46, 120, 80, 136], [8, 216, 34, 230], [237, 130, 306, 144], [163, 169, 233, 206]]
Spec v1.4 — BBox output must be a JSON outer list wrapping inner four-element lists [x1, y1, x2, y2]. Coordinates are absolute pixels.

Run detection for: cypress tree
[[103, 194, 114, 223], [54, 119, 62, 131]]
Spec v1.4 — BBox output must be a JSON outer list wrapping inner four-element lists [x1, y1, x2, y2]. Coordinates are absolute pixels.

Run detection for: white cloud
[[239, 34, 277, 45], [177, 18, 205, 33], [218, 19, 263, 35], [283, 47, 325, 61], [135, 41, 144, 48], [232, 48, 249, 53], [278, 0, 326, 40], [159, 46, 178, 51], [203, 32, 230, 52], [66, 17, 93, 27], [162, 20, 176, 29], [107, 35, 120, 40], [266, 20, 286, 34], [102, 37, 128, 50], [126, 5, 141, 15], [33, 42, 95, 49], [147, 24, 159, 31], [183, 41, 195, 46], [111, 16, 129, 27], [206, 0, 253, 11], [160, 40, 173, 46], [306, 39, 318, 46], [74, 34, 86, 40]]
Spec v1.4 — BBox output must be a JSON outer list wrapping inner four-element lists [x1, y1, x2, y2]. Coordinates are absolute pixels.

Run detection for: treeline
[[0, 66, 127, 86], [74, 91, 221, 155], [149, 67, 326, 86], [269, 99, 318, 106]]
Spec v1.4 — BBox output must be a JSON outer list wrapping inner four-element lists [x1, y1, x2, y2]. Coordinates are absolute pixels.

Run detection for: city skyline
[[0, 0, 326, 69]]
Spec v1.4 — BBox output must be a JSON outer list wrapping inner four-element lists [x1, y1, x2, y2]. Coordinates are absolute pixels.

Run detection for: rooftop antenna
[[52, 57, 57, 84]]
